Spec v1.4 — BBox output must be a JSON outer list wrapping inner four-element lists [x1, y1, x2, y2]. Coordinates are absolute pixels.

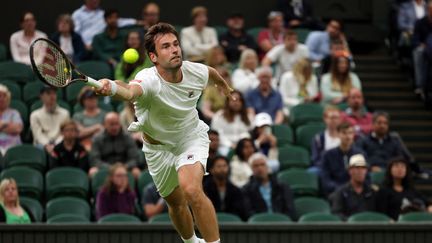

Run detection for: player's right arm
[[95, 79, 143, 101]]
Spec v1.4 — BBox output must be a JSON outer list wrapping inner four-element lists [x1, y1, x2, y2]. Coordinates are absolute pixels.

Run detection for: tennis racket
[[29, 38, 129, 98]]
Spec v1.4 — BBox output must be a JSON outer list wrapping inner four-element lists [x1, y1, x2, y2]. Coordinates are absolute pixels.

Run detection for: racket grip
[[86, 77, 103, 89]]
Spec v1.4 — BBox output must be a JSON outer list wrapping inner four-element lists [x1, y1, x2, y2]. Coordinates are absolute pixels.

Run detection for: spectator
[[219, 13, 258, 63], [330, 154, 376, 220], [246, 66, 284, 124], [96, 163, 137, 220], [320, 39, 351, 75], [181, 6, 218, 62], [73, 87, 106, 151], [341, 88, 373, 136], [305, 19, 348, 62], [310, 106, 341, 175], [114, 30, 153, 82], [208, 130, 227, 161], [0, 179, 35, 223], [356, 112, 415, 172], [321, 56, 361, 105], [205, 45, 231, 70], [376, 157, 432, 220], [279, 58, 319, 116], [398, 0, 426, 49], [211, 90, 252, 152], [72, 0, 137, 49], [320, 122, 364, 195], [277, 0, 321, 29], [201, 66, 230, 122], [262, 30, 309, 81], [412, 2, 432, 96], [0, 85, 23, 155], [230, 138, 256, 188], [142, 183, 168, 220], [140, 2, 160, 35], [92, 9, 127, 67], [50, 14, 86, 63], [251, 113, 280, 173], [119, 102, 142, 145], [30, 86, 70, 154], [49, 120, 89, 172], [242, 153, 296, 220], [203, 156, 248, 220], [89, 112, 140, 178], [10, 11, 47, 65], [231, 49, 260, 95], [257, 11, 286, 60]]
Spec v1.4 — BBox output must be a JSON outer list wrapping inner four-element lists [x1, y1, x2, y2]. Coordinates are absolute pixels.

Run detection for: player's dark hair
[[144, 22, 179, 55]]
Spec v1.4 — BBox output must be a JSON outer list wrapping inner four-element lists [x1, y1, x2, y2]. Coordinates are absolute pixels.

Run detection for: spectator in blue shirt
[[246, 66, 284, 124]]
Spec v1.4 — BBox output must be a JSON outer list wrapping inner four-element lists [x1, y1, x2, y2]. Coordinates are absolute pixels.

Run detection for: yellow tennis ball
[[123, 48, 139, 64]]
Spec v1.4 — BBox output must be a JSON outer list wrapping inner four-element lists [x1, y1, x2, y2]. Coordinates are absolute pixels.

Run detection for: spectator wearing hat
[[219, 13, 258, 63], [242, 153, 296, 220], [251, 113, 279, 173], [246, 66, 284, 124], [320, 122, 364, 196], [30, 85, 70, 154], [330, 154, 377, 220], [73, 87, 106, 151], [0, 85, 23, 155], [181, 6, 218, 62], [257, 11, 286, 60]]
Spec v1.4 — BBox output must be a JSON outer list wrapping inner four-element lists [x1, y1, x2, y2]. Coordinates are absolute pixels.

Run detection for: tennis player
[[95, 23, 232, 243]]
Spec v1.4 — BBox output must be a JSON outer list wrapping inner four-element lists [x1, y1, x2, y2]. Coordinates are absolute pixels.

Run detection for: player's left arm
[[207, 66, 235, 99]]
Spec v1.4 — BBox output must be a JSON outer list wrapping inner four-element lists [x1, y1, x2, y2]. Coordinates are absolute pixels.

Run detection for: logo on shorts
[[188, 90, 194, 98], [187, 154, 194, 160]]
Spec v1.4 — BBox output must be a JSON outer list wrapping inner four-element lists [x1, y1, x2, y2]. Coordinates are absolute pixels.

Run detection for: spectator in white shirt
[[10, 11, 47, 65], [279, 58, 319, 116], [262, 30, 309, 82], [231, 49, 260, 95], [181, 6, 218, 62]]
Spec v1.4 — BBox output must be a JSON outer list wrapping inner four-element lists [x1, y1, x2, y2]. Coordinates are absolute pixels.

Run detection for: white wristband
[[109, 80, 118, 96]]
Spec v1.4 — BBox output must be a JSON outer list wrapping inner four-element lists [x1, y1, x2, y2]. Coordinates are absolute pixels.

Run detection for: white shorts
[[142, 126, 210, 198]]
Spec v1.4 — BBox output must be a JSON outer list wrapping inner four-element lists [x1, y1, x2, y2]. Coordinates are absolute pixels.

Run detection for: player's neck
[[157, 66, 182, 83]]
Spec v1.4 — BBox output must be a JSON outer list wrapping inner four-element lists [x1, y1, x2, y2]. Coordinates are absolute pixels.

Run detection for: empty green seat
[[0, 43, 7, 62], [246, 27, 264, 40], [398, 212, 432, 222], [0, 61, 34, 83], [0, 167, 43, 200], [294, 197, 331, 217], [248, 213, 291, 224], [23, 82, 63, 105], [272, 124, 294, 146], [371, 171, 385, 186], [98, 213, 141, 223], [347, 211, 391, 223], [278, 145, 310, 170], [294, 28, 310, 43], [3, 144, 46, 172], [277, 169, 318, 196], [295, 123, 325, 151], [92, 169, 135, 197], [45, 167, 89, 200], [138, 170, 153, 192], [290, 103, 324, 128], [0, 80, 21, 100], [65, 82, 86, 104], [10, 100, 28, 125], [30, 99, 71, 114], [46, 197, 91, 220], [20, 196, 43, 222], [77, 61, 113, 80], [298, 212, 341, 223], [47, 214, 90, 224], [213, 25, 228, 37], [149, 213, 171, 223], [217, 213, 242, 223]]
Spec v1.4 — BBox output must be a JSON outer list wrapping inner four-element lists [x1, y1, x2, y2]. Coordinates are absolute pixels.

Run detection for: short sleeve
[[130, 68, 161, 99], [183, 61, 209, 88]]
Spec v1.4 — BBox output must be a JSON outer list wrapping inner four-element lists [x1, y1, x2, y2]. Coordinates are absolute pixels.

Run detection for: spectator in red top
[[341, 88, 373, 137], [257, 11, 285, 59]]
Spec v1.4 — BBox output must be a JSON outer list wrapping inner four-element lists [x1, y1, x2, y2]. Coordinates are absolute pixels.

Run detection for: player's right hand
[[94, 79, 112, 96]]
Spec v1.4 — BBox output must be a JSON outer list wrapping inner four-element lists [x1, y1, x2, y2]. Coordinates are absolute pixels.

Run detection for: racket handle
[[86, 77, 103, 89]]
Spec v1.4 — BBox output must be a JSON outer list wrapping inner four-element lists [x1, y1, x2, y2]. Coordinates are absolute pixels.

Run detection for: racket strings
[[34, 41, 71, 87]]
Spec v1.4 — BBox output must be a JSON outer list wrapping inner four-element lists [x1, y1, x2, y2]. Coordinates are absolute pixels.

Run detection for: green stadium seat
[[248, 213, 292, 224], [294, 28, 311, 43], [398, 212, 432, 222], [0, 167, 43, 201], [149, 213, 171, 223], [277, 169, 318, 196], [3, 144, 46, 172], [65, 82, 86, 104], [0, 80, 21, 100], [298, 212, 341, 223], [295, 123, 326, 151], [294, 197, 331, 217], [92, 169, 135, 197], [47, 214, 90, 224], [46, 197, 91, 220], [370, 171, 385, 186], [290, 103, 324, 128], [77, 61, 113, 80], [347, 211, 391, 223], [23, 82, 63, 105], [278, 145, 310, 170], [213, 25, 228, 37], [138, 170, 153, 193], [174, 25, 184, 33], [0, 43, 7, 62], [246, 27, 264, 40], [98, 213, 141, 223], [45, 167, 89, 200], [0, 61, 34, 83], [10, 100, 29, 125], [217, 213, 242, 223], [272, 124, 294, 146], [30, 99, 71, 114], [20, 196, 43, 222]]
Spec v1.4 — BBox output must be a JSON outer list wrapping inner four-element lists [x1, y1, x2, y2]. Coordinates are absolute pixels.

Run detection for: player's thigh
[[177, 162, 205, 196], [164, 186, 188, 208]]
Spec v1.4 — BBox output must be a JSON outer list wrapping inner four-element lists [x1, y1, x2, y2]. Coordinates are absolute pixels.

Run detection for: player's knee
[[181, 184, 203, 205]]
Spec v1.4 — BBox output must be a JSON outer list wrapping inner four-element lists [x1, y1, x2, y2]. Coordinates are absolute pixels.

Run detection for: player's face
[[152, 33, 182, 69]]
